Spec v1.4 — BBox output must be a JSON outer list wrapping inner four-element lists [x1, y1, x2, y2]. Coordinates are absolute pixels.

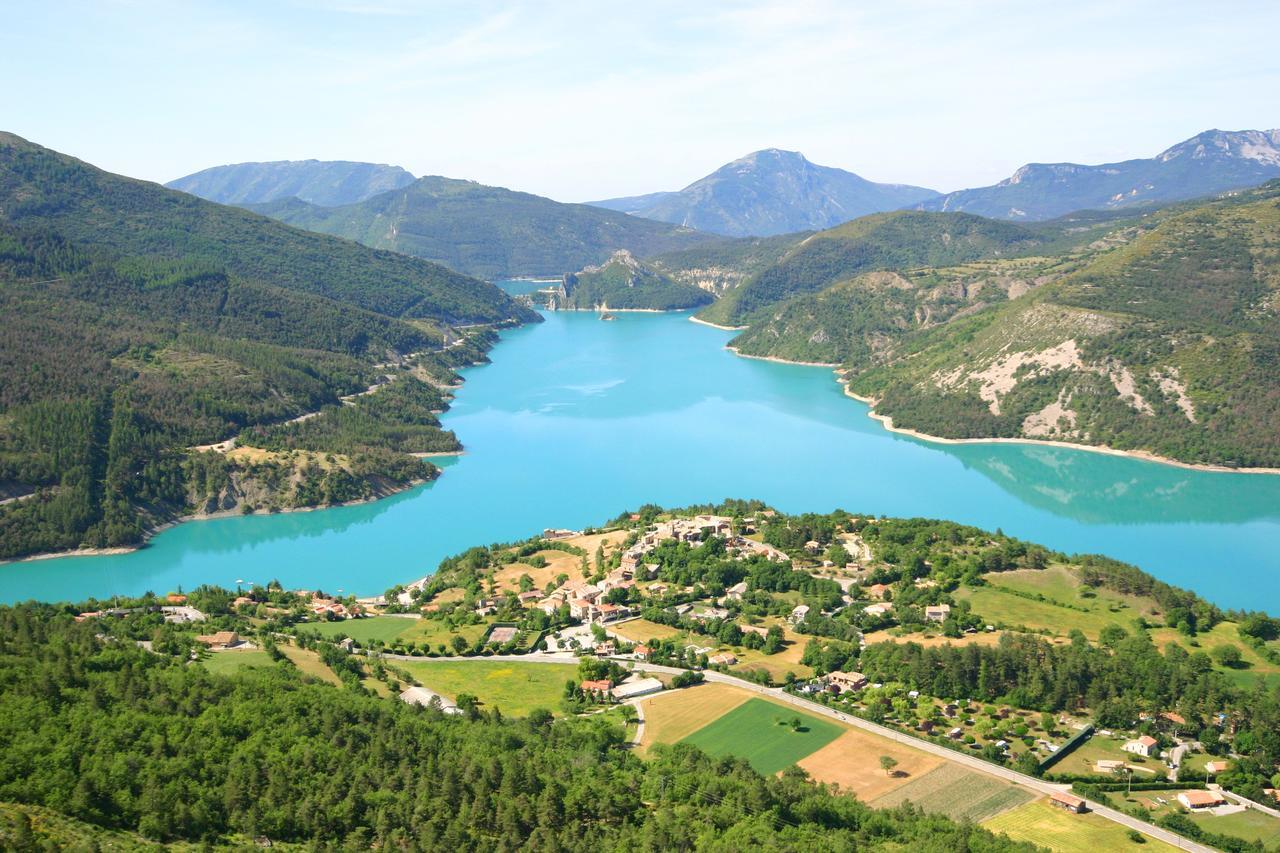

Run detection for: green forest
[[0, 603, 1040, 851]]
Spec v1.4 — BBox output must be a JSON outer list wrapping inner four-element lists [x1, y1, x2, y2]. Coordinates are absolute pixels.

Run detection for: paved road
[[380, 651, 1214, 852]]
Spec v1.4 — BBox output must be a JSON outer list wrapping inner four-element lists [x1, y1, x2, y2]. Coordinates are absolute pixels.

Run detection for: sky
[[3, 0, 1278, 202]]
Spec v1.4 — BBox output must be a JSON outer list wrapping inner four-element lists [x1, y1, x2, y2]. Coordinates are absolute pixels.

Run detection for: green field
[[398, 660, 576, 717], [1188, 807, 1280, 846], [200, 649, 276, 675], [983, 800, 1176, 852], [870, 763, 1033, 822], [302, 615, 419, 644], [679, 698, 843, 775], [957, 571, 1148, 641]]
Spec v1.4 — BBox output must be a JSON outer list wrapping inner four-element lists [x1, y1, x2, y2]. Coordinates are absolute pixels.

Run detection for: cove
[[3, 293, 1280, 611]]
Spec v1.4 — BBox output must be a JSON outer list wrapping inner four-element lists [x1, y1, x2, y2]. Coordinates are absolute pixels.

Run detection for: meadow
[[982, 799, 1176, 852], [679, 697, 843, 775], [398, 659, 577, 716]]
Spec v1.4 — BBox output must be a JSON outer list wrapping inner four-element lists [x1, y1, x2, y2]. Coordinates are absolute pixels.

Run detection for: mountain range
[[919, 128, 1280, 220], [166, 159, 416, 206], [589, 149, 939, 237], [242, 176, 714, 279]]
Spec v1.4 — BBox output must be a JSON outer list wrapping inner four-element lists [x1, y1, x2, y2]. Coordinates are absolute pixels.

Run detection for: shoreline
[[688, 315, 747, 331], [1, 475, 435, 567], [714, 343, 1280, 476], [549, 306, 695, 314]]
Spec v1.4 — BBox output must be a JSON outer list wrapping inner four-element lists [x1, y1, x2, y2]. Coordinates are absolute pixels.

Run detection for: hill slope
[[0, 134, 536, 560], [921, 128, 1280, 221], [591, 149, 939, 237], [747, 182, 1280, 467], [698, 211, 1047, 326], [166, 159, 416, 206], [549, 251, 714, 311], [250, 176, 716, 279]]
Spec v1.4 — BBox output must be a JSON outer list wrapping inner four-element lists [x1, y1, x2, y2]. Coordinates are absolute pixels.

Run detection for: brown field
[[861, 629, 1008, 649], [797, 728, 943, 801], [279, 644, 342, 686], [637, 682, 752, 754]]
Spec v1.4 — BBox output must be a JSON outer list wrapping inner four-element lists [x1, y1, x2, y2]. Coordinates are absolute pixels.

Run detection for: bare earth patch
[[797, 728, 943, 801], [637, 682, 753, 755]]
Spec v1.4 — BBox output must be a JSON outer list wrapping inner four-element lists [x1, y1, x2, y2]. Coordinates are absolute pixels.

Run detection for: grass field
[[638, 682, 753, 754], [796, 727, 943, 801], [610, 618, 684, 643], [200, 649, 275, 675], [869, 763, 1033, 822], [1150, 622, 1280, 689], [1066, 736, 1164, 777], [303, 615, 417, 644], [278, 644, 342, 686], [1188, 807, 1280, 846], [680, 698, 843, 775], [983, 799, 1177, 852], [398, 659, 576, 717]]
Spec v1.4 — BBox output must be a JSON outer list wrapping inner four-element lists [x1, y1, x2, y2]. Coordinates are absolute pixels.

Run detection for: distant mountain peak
[[921, 128, 1280, 221], [590, 150, 938, 237], [168, 159, 416, 207]]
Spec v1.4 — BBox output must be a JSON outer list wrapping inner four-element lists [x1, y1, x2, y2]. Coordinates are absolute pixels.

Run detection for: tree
[[1213, 644, 1244, 668], [879, 755, 899, 777]]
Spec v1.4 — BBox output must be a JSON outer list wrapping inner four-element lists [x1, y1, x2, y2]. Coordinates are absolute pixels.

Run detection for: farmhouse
[[1122, 735, 1158, 757], [1049, 792, 1086, 814], [195, 631, 242, 650], [924, 604, 951, 622], [708, 652, 738, 667], [1177, 790, 1226, 810], [826, 671, 868, 693], [580, 679, 612, 696]]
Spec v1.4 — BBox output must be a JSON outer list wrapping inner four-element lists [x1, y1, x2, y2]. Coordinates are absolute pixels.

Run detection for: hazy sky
[[4, 1, 1278, 201]]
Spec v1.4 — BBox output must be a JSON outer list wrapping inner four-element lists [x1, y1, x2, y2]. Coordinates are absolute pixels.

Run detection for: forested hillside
[[0, 135, 538, 560], [729, 181, 1280, 467], [696, 211, 1047, 326], [553, 251, 714, 311], [0, 603, 1040, 850], [167, 158, 416, 206], [249, 175, 716, 279]]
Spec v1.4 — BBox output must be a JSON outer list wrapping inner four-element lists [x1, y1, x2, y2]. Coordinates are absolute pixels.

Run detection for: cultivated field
[[303, 615, 418, 644], [398, 659, 576, 716], [869, 763, 1033, 822], [982, 799, 1177, 852], [200, 649, 274, 675], [796, 727, 943, 801], [680, 697, 843, 775], [637, 682, 753, 754]]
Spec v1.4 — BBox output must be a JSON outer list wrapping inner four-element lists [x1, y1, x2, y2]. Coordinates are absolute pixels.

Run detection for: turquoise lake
[[4, 291, 1280, 610]]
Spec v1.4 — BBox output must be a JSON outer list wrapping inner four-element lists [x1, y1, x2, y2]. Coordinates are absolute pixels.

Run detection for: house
[[160, 605, 206, 624], [648, 583, 670, 596], [611, 677, 664, 700], [580, 679, 613, 696], [725, 581, 749, 601], [232, 596, 255, 608], [569, 598, 596, 621], [1204, 760, 1230, 775], [1160, 711, 1187, 726], [741, 624, 770, 638], [473, 599, 497, 617], [947, 727, 963, 740], [165, 593, 187, 604], [518, 590, 542, 604], [597, 603, 629, 623], [542, 528, 577, 540], [593, 641, 616, 657], [1049, 792, 1086, 814], [864, 583, 890, 600], [1122, 736, 1158, 758], [789, 605, 811, 623], [827, 671, 868, 693], [195, 631, 241, 649], [924, 604, 952, 622], [863, 603, 893, 617], [537, 598, 561, 616], [620, 552, 642, 572], [633, 645, 651, 660], [1177, 790, 1226, 810], [708, 652, 738, 667], [693, 606, 729, 621], [804, 540, 822, 554]]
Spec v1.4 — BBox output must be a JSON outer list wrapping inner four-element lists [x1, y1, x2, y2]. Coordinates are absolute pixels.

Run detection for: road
[[380, 650, 1214, 851]]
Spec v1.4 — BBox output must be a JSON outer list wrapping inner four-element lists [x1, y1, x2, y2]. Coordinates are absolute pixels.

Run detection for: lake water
[[4, 292, 1280, 610]]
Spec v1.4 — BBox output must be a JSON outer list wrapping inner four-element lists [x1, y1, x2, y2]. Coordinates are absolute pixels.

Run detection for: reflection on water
[[3, 302, 1278, 610]]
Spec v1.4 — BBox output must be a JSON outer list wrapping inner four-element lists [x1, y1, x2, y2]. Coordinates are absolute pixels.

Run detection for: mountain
[[920, 128, 1280, 221], [695, 210, 1047, 326], [735, 181, 1280, 468], [548, 250, 714, 311], [248, 176, 715, 279], [167, 159, 416, 206], [0, 132, 537, 560], [589, 149, 940, 237]]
